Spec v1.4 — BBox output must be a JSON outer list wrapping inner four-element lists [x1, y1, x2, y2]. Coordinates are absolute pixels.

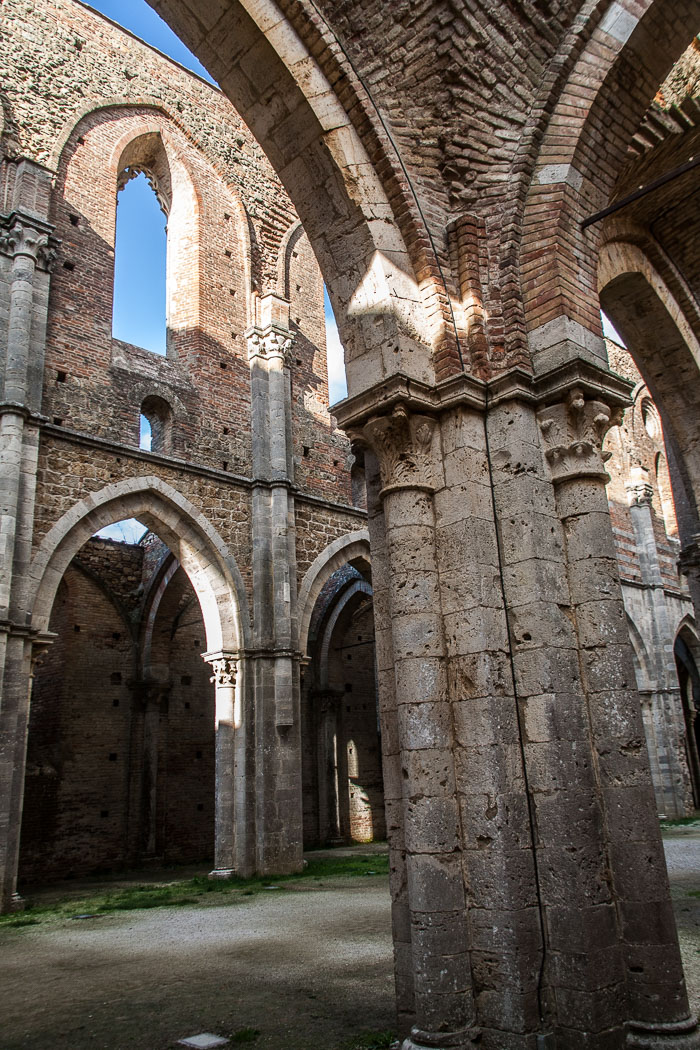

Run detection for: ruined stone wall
[[20, 538, 215, 880], [1, 0, 358, 559], [20, 563, 136, 880]]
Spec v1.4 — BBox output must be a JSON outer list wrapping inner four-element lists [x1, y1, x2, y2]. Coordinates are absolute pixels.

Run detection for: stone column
[[364, 448, 416, 1033], [315, 690, 342, 842], [203, 651, 239, 878], [0, 635, 51, 911], [355, 405, 480, 1050], [246, 293, 303, 875], [626, 467, 692, 818], [0, 166, 58, 913], [538, 387, 698, 1049]]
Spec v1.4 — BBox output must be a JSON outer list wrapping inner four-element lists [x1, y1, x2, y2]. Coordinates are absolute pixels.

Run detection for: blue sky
[[83, 0, 216, 82], [113, 172, 167, 353], [91, 0, 346, 542], [88, 0, 348, 401]]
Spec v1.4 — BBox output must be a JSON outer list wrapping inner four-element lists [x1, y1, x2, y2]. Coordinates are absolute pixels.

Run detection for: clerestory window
[[113, 169, 167, 355]]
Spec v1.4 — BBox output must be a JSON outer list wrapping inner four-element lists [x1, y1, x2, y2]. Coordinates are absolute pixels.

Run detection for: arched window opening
[[641, 398, 662, 441], [113, 170, 167, 355], [655, 451, 678, 538], [139, 414, 152, 451], [675, 632, 700, 809], [140, 395, 171, 454], [324, 285, 347, 404]]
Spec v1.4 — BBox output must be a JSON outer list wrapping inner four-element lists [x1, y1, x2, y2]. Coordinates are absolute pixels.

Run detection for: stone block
[[452, 694, 520, 748], [459, 791, 533, 851], [405, 851, 466, 912], [404, 796, 460, 853], [397, 697, 452, 751]]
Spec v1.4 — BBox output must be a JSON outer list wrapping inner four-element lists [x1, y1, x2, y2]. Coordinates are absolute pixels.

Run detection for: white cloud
[[94, 518, 148, 544]]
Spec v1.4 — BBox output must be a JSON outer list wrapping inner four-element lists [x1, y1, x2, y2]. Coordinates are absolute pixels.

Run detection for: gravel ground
[[1, 877, 395, 1050], [3, 831, 700, 1050], [663, 824, 700, 1018]]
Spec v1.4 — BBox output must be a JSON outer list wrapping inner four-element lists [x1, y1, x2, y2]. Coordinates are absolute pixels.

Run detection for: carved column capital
[[537, 387, 622, 484], [245, 324, 294, 364], [349, 402, 438, 496], [626, 466, 654, 507], [203, 650, 239, 688], [0, 216, 57, 271]]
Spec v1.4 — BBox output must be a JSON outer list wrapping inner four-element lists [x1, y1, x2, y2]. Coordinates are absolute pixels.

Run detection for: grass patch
[[0, 852, 389, 930], [232, 1028, 260, 1044], [345, 1031, 396, 1050], [660, 816, 700, 828]]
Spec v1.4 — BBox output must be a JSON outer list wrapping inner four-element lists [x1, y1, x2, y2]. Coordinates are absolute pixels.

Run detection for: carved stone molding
[[204, 652, 239, 689], [0, 217, 57, 271], [246, 325, 294, 364], [679, 539, 700, 585], [537, 387, 622, 485], [117, 164, 169, 216], [350, 402, 438, 496], [626, 465, 654, 507]]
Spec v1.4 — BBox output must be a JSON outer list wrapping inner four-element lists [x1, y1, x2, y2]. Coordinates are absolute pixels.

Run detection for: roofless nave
[[2, 2, 700, 1050]]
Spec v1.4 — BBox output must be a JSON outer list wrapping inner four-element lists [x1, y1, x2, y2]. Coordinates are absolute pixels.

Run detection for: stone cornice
[[333, 359, 633, 431], [39, 422, 366, 520]]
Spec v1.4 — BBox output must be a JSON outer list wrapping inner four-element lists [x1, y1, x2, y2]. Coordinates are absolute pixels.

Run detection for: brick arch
[[625, 610, 655, 691], [149, 0, 446, 395], [297, 530, 371, 658], [276, 219, 303, 300], [316, 578, 373, 690], [54, 101, 256, 336], [520, 0, 698, 362], [29, 476, 251, 653], [599, 238, 700, 539]]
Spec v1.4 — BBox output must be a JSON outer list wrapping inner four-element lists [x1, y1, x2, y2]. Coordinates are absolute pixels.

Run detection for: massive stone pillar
[[537, 383, 697, 1050], [338, 368, 698, 1050], [0, 158, 57, 912], [246, 292, 303, 874]]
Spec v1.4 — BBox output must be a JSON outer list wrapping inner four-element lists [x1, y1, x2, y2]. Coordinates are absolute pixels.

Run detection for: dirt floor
[[3, 833, 700, 1050]]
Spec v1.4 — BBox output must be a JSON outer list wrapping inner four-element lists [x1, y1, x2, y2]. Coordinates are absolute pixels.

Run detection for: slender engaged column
[[204, 651, 240, 878], [626, 468, 691, 818], [0, 177, 57, 913], [247, 293, 303, 874]]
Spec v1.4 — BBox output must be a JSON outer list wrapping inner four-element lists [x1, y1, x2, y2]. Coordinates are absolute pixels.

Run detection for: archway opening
[[675, 630, 700, 810], [301, 562, 384, 847], [19, 520, 216, 882]]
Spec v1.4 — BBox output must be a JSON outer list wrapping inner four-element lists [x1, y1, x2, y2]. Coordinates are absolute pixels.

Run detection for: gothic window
[[113, 169, 167, 355]]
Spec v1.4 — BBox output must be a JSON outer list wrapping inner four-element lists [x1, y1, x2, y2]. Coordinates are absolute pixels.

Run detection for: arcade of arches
[[4, 2, 700, 1050]]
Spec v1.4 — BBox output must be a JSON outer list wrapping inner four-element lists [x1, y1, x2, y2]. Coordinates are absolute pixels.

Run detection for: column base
[[208, 868, 237, 880], [627, 1018, 700, 1050], [402, 1025, 480, 1049]]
